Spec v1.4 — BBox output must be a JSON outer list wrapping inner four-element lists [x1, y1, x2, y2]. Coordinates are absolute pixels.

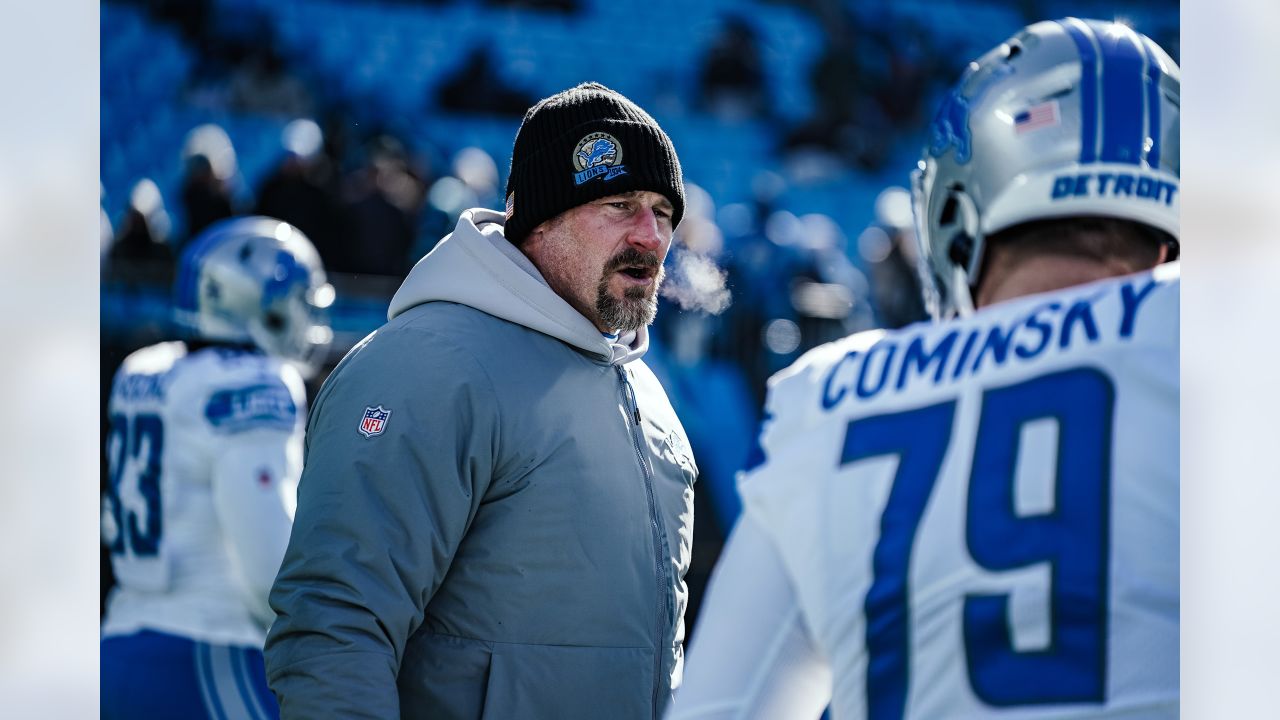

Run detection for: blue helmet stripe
[[1091, 20, 1146, 165], [1140, 35, 1163, 167], [1061, 19, 1100, 163], [174, 222, 234, 314]]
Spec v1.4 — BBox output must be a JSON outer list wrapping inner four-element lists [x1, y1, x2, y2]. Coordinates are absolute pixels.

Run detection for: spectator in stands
[[180, 155, 235, 246], [179, 6, 304, 118], [785, 7, 928, 174], [860, 187, 927, 329], [697, 16, 769, 120], [228, 45, 313, 117], [334, 134, 425, 277], [179, 124, 240, 248], [712, 173, 801, 405], [254, 119, 344, 270], [413, 145, 501, 259], [798, 18, 892, 172], [436, 47, 537, 116], [873, 20, 937, 130], [452, 145, 501, 210], [106, 179, 176, 288], [788, 212, 874, 349]]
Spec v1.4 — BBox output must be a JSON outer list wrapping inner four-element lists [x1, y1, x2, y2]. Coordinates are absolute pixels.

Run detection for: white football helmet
[[174, 216, 334, 376], [912, 18, 1180, 318]]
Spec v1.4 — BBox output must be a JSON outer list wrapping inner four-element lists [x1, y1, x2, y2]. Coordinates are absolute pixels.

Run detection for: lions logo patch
[[573, 132, 628, 185], [358, 405, 391, 438]]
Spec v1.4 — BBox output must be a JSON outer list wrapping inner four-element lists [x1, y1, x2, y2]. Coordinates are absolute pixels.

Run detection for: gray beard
[[596, 265, 664, 332]]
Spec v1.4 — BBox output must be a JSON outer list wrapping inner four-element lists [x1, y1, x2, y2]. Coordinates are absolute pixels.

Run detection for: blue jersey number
[[841, 368, 1114, 718], [105, 412, 165, 557]]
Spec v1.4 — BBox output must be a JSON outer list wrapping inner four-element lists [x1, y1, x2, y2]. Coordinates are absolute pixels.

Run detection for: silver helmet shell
[[912, 18, 1180, 318], [173, 216, 334, 376]]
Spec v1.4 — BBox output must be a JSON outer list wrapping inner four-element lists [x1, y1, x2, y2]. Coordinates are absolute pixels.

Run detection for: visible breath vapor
[[660, 248, 731, 315]]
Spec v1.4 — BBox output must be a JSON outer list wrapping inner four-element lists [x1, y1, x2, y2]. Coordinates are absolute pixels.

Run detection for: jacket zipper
[[616, 365, 667, 719]]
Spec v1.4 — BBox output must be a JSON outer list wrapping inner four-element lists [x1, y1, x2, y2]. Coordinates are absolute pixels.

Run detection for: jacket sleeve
[[264, 327, 501, 720]]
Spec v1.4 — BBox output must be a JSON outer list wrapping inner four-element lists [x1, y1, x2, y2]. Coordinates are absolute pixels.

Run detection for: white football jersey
[[102, 342, 305, 647], [738, 264, 1179, 718]]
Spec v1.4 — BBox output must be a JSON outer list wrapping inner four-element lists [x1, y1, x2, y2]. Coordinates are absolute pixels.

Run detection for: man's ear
[[524, 212, 564, 253], [520, 226, 543, 253]]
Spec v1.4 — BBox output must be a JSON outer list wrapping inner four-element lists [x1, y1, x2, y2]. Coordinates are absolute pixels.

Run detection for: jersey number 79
[[842, 367, 1113, 719]]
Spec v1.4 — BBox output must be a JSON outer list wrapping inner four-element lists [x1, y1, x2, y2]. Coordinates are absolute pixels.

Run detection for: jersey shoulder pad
[[110, 342, 188, 406], [117, 341, 188, 375]]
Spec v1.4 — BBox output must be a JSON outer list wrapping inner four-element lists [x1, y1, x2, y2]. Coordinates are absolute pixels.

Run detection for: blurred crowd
[[102, 113, 928, 392], [102, 0, 966, 366]]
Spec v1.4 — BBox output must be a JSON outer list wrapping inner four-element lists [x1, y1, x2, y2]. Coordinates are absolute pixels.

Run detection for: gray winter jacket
[[265, 209, 698, 719]]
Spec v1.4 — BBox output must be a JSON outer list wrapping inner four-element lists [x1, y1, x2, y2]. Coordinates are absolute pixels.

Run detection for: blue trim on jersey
[[102, 631, 279, 720], [1061, 20, 1100, 164], [198, 642, 231, 720], [244, 647, 279, 720], [229, 646, 267, 720], [1088, 20, 1146, 165], [1140, 36, 1163, 167]]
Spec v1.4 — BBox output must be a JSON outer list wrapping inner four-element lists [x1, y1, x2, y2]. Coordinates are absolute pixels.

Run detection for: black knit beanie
[[503, 82, 685, 245]]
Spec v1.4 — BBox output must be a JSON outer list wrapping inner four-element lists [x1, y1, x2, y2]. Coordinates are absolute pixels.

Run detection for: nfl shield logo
[[358, 406, 391, 438]]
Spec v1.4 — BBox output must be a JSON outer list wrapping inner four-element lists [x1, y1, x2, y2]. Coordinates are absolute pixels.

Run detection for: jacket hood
[[388, 208, 648, 364]]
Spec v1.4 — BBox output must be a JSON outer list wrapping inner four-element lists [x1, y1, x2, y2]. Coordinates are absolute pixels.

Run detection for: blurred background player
[[671, 18, 1179, 719], [100, 216, 333, 719]]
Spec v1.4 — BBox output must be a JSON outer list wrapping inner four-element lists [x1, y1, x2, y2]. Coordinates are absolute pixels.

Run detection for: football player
[[670, 18, 1179, 719], [101, 216, 333, 719]]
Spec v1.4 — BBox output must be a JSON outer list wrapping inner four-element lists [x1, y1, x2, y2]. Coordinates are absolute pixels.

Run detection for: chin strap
[[951, 264, 977, 317], [943, 190, 985, 318]]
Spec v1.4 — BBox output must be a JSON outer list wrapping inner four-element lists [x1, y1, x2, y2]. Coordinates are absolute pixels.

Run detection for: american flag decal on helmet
[[358, 405, 391, 438], [1015, 100, 1059, 134]]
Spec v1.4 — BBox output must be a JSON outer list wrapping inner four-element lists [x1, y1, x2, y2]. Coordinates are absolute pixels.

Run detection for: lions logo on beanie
[[572, 132, 627, 185], [503, 82, 685, 245]]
